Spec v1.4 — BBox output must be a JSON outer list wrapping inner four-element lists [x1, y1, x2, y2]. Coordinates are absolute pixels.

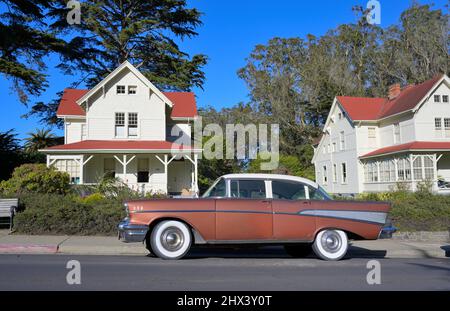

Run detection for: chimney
[[388, 83, 401, 100]]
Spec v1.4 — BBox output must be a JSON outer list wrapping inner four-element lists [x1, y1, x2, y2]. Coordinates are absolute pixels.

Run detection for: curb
[[0, 244, 59, 254]]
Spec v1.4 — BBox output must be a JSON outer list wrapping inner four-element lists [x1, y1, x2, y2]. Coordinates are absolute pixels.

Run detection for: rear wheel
[[312, 229, 348, 261], [150, 220, 192, 260], [284, 244, 312, 258]]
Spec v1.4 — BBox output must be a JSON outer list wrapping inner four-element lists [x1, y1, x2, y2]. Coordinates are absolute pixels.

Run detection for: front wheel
[[150, 220, 192, 260], [312, 229, 348, 261]]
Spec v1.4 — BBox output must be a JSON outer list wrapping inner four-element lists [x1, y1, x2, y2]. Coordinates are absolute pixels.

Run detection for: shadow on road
[[173, 245, 388, 260], [441, 245, 450, 257]]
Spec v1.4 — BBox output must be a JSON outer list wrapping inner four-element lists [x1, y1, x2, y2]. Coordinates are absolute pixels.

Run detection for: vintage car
[[118, 174, 395, 260]]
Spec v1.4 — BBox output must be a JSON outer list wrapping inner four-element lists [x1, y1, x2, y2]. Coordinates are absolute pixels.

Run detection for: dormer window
[[128, 85, 137, 94], [434, 95, 441, 102], [117, 85, 126, 94]]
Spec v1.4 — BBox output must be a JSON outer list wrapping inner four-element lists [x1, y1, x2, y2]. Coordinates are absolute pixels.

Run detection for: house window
[[341, 163, 347, 184], [340, 131, 345, 151], [338, 113, 342, 120], [368, 127, 376, 147], [332, 164, 337, 183], [397, 159, 405, 181], [137, 158, 149, 183], [393, 123, 400, 144], [389, 160, 395, 181], [116, 85, 126, 94], [322, 166, 327, 184], [444, 118, 450, 138], [115, 112, 125, 137], [104, 158, 116, 178], [128, 113, 138, 137], [328, 144, 331, 153], [54, 159, 80, 184], [332, 142, 336, 152], [424, 156, 434, 180], [435, 118, 442, 138], [81, 124, 87, 141], [443, 95, 449, 103], [413, 156, 422, 180], [434, 95, 440, 102], [128, 85, 137, 94]]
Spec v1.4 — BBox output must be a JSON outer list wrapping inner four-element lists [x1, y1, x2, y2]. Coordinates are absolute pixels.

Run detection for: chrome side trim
[[299, 210, 387, 225]]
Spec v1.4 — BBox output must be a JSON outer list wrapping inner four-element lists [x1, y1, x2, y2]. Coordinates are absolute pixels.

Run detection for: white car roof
[[221, 173, 319, 189]]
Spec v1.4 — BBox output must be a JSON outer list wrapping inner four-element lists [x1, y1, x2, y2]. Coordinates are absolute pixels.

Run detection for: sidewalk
[[0, 230, 448, 258]]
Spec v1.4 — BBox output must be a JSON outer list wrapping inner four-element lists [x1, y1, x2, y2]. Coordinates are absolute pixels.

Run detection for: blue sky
[[0, 0, 447, 140]]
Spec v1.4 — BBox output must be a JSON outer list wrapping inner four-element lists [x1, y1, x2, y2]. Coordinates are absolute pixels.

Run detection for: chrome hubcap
[[160, 227, 184, 251], [320, 231, 342, 253]]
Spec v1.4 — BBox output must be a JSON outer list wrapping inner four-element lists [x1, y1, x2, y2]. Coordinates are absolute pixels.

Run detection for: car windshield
[[202, 178, 226, 198]]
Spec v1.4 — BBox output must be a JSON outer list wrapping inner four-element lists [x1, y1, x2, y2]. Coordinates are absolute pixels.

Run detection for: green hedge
[[356, 191, 450, 231], [12, 193, 125, 235]]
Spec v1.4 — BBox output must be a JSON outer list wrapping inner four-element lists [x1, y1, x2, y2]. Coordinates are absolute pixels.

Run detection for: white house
[[312, 74, 450, 196], [41, 61, 202, 196]]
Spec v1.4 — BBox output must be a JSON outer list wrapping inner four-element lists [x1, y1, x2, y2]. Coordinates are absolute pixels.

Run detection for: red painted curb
[[0, 244, 59, 254]]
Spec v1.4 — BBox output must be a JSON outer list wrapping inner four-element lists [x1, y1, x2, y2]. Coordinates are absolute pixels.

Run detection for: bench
[[0, 198, 18, 231]]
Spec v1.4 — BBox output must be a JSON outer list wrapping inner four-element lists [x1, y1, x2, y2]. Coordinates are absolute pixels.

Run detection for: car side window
[[230, 179, 266, 199], [203, 178, 226, 198], [272, 180, 307, 200], [308, 186, 331, 200]]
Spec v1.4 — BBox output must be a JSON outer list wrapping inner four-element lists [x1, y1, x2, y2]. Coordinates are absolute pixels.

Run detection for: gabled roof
[[41, 140, 200, 153], [76, 60, 173, 108], [360, 141, 450, 159], [336, 74, 446, 121], [56, 89, 198, 119], [56, 89, 89, 117]]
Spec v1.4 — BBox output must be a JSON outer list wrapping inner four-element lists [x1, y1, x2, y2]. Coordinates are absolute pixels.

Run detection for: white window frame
[[393, 123, 400, 144], [115, 112, 125, 138], [443, 95, 449, 103], [128, 85, 137, 95], [116, 85, 126, 95], [127, 112, 139, 137], [332, 163, 337, 183], [434, 95, 441, 103], [339, 131, 345, 151], [322, 165, 328, 185], [341, 162, 347, 184], [368, 127, 377, 147]]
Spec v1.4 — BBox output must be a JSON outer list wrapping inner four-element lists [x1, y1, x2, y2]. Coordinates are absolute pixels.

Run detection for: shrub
[[12, 193, 126, 235], [0, 164, 70, 195], [79, 193, 106, 204], [355, 191, 450, 231]]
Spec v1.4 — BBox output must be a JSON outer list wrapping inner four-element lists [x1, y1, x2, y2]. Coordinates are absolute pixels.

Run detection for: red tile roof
[[163, 92, 198, 119], [56, 88, 89, 116], [360, 141, 450, 158], [336, 75, 444, 121], [43, 140, 194, 152], [337, 96, 386, 121], [56, 89, 198, 118]]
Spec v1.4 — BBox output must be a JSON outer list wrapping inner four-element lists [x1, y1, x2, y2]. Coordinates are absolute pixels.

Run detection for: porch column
[[80, 155, 94, 184], [114, 155, 136, 183], [184, 154, 199, 195], [155, 154, 176, 194], [409, 154, 415, 191]]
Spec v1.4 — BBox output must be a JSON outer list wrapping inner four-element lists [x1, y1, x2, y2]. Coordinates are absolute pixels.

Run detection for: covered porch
[[361, 151, 450, 194], [42, 140, 201, 196]]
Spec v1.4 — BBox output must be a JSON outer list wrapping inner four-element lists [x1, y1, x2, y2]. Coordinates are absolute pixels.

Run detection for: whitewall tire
[[150, 220, 192, 260], [312, 229, 348, 261]]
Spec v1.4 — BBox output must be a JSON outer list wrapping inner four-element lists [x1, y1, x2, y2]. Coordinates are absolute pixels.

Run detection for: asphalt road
[[0, 247, 449, 291]]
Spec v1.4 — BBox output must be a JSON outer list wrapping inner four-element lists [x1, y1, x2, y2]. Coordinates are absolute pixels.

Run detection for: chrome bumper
[[379, 225, 397, 239], [118, 218, 148, 243]]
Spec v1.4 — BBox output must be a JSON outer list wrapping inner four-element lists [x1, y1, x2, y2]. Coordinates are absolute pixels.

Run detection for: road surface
[[0, 247, 449, 290]]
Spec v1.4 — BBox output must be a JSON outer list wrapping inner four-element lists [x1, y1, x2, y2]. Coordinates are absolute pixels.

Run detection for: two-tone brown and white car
[[118, 174, 396, 260]]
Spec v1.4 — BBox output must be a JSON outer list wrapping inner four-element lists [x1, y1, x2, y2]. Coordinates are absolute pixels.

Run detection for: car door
[[271, 179, 316, 242], [215, 179, 273, 241]]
